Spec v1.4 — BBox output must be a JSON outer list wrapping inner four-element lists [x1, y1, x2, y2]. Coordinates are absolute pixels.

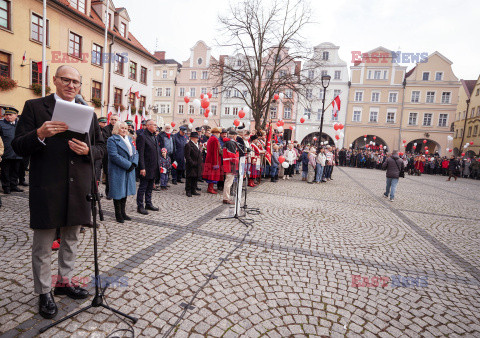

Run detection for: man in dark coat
[[382, 150, 404, 202], [136, 119, 160, 214], [0, 107, 24, 194], [184, 131, 202, 197], [100, 114, 117, 198], [11, 65, 105, 319], [172, 126, 188, 184]]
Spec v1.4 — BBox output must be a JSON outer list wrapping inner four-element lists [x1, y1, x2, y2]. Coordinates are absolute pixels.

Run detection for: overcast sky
[[114, 0, 478, 80]]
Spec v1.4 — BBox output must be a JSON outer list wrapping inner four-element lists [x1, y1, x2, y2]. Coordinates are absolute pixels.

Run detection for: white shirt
[[54, 93, 75, 103], [121, 135, 133, 156]]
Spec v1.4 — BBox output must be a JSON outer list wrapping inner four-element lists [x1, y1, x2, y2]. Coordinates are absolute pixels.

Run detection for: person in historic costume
[[203, 127, 223, 194]]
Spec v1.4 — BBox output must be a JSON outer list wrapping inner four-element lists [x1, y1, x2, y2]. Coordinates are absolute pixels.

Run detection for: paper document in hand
[[51, 100, 94, 134]]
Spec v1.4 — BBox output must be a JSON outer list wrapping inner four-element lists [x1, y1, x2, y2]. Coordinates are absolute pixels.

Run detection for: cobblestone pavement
[[1, 167, 480, 337]]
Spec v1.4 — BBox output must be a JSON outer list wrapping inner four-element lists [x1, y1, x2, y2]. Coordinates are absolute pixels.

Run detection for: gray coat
[[382, 155, 404, 179]]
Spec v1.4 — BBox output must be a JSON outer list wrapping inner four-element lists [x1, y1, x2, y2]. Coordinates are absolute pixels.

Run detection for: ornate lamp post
[[318, 74, 331, 147]]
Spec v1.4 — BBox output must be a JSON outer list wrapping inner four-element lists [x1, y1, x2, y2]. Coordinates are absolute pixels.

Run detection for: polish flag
[[160, 167, 167, 174], [172, 161, 178, 169], [126, 105, 131, 121], [135, 91, 140, 99], [332, 95, 341, 117], [37, 61, 43, 73], [141, 108, 147, 121], [22, 51, 26, 63], [134, 114, 138, 131], [107, 111, 112, 124]]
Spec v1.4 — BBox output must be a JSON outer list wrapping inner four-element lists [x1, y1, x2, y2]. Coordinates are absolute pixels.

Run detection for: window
[[353, 110, 361, 122], [188, 106, 195, 114], [270, 107, 277, 119], [68, 31, 82, 58], [225, 89, 231, 98], [178, 105, 184, 114], [438, 114, 448, 127], [190, 71, 196, 80], [471, 108, 475, 118], [165, 88, 171, 97], [115, 54, 124, 75], [371, 92, 380, 102], [383, 70, 388, 79], [423, 113, 432, 126], [435, 72, 443, 81], [234, 89, 241, 98], [308, 70, 314, 80], [197, 57, 203, 65], [467, 126, 472, 137], [92, 81, 101, 100], [389, 92, 398, 103], [266, 70, 273, 79], [233, 107, 239, 115], [108, 13, 111, 29], [331, 109, 338, 121], [477, 89, 480, 96], [129, 62, 137, 80], [422, 72, 430, 81], [279, 70, 286, 78], [156, 88, 162, 97], [355, 92, 363, 102], [92, 44, 103, 66], [70, 0, 85, 13], [201, 87, 207, 95], [211, 105, 217, 115], [411, 91, 420, 103], [159, 104, 169, 114], [386, 112, 395, 123], [455, 129, 458, 138], [179, 88, 185, 97], [333, 90, 341, 99], [304, 108, 311, 120], [212, 87, 218, 98], [334, 71, 341, 80], [322, 51, 329, 60], [478, 107, 480, 116], [200, 108, 205, 116], [129, 92, 136, 107], [120, 22, 127, 37], [306, 89, 312, 99], [190, 88, 196, 97], [426, 91, 435, 103], [321, 70, 328, 77], [162, 70, 167, 79], [140, 67, 147, 84], [441, 92, 451, 104], [31, 13, 49, 44], [460, 129, 464, 137], [0, 0, 11, 30], [374, 70, 381, 79], [408, 112, 418, 125], [139, 96, 146, 111], [319, 89, 324, 100], [473, 125, 478, 136], [284, 107, 291, 119], [114, 88, 122, 106], [32, 61, 48, 85], [369, 111, 378, 122], [202, 71, 208, 79], [0, 52, 11, 78], [285, 89, 293, 98], [224, 107, 230, 115]]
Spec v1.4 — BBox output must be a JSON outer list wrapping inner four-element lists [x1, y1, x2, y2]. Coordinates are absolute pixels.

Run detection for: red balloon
[[423, 139, 427, 144], [184, 96, 189, 103], [171, 122, 176, 127], [470, 141, 474, 145], [402, 139, 406, 143], [399, 152, 403, 156], [189, 117, 194, 123], [313, 137, 317, 141], [335, 135, 340, 140], [207, 92, 212, 99], [300, 117, 305, 123], [448, 149, 452, 152], [339, 124, 344, 130], [201, 99, 210, 109], [233, 119, 240, 127], [274, 94, 279, 101], [278, 120, 284, 126], [238, 110, 245, 118], [413, 146, 416, 149], [278, 156, 286, 164], [333, 123, 339, 131], [204, 111, 209, 118], [379, 144, 383, 148], [425, 150, 429, 154], [461, 152, 465, 156], [200, 93, 204, 99], [373, 136, 377, 140], [364, 134, 367, 138]]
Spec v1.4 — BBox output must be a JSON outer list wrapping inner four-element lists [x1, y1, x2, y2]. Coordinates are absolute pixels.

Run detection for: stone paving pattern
[[0, 167, 479, 337]]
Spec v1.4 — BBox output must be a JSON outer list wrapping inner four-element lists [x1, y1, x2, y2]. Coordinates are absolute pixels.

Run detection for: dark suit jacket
[[184, 140, 202, 178], [11, 94, 105, 229], [136, 129, 160, 180]]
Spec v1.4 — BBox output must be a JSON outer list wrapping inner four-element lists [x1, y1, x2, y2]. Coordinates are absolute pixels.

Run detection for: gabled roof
[[461, 79, 477, 98], [157, 59, 182, 67], [427, 51, 453, 65]]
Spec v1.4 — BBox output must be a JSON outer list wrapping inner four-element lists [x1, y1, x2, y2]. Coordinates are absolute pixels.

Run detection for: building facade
[[296, 42, 349, 146], [453, 77, 480, 157]]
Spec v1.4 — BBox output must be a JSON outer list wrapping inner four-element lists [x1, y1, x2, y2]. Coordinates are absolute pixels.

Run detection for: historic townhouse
[[151, 51, 181, 126], [296, 42, 349, 146]]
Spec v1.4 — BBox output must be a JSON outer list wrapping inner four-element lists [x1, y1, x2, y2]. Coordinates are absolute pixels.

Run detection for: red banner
[[265, 123, 272, 165]]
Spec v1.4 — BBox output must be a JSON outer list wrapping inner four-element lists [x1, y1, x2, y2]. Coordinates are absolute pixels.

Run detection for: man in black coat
[[136, 119, 160, 214], [100, 114, 117, 198], [0, 107, 24, 194], [11, 65, 105, 319], [184, 131, 202, 197]]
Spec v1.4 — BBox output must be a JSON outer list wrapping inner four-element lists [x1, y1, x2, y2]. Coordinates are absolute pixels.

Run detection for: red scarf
[[166, 133, 171, 139]]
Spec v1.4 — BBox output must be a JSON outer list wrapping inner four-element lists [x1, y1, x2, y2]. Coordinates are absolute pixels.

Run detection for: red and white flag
[[141, 108, 147, 121], [22, 51, 26, 63], [126, 105, 131, 121], [160, 167, 167, 174], [107, 111, 112, 124], [135, 91, 140, 99], [172, 161, 178, 169], [332, 95, 341, 117], [134, 114, 138, 131]]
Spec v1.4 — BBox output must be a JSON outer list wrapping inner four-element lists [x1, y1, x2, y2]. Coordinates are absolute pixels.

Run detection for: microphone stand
[[40, 119, 137, 334]]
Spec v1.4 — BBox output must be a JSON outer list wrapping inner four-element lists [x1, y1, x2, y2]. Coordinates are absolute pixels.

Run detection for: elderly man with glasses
[[12, 65, 106, 319]]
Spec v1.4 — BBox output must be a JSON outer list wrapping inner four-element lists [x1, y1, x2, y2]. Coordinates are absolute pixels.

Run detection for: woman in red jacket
[[202, 127, 223, 194]]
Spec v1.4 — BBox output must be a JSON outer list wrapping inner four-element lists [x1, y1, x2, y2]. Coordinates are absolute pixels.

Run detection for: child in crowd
[[159, 148, 172, 190]]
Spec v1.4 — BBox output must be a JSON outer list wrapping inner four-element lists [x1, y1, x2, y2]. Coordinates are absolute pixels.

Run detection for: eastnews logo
[[51, 51, 128, 64], [351, 51, 428, 64], [351, 275, 428, 288], [52, 275, 128, 288]]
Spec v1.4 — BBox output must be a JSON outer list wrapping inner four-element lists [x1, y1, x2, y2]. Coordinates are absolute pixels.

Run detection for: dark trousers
[[285, 165, 294, 177], [1, 159, 21, 190], [160, 173, 169, 187], [102, 157, 109, 196], [19, 157, 29, 184], [185, 177, 198, 193], [172, 168, 184, 182], [137, 177, 154, 207]]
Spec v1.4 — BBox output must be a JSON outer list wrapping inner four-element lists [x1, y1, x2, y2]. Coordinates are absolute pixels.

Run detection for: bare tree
[[211, 0, 325, 130]]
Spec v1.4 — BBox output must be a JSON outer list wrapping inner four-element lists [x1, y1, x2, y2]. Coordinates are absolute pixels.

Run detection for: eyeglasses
[[59, 77, 82, 88]]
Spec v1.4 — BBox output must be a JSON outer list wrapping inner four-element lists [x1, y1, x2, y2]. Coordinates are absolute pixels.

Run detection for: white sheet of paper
[[51, 100, 94, 134]]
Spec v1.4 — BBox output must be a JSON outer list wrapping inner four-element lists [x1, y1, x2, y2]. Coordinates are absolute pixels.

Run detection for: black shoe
[[80, 227, 86, 233], [271, 177, 275, 182], [120, 198, 131, 221], [177, 179, 184, 183], [54, 285, 90, 299], [39, 291, 58, 319], [153, 187, 161, 191], [172, 181, 178, 185], [195, 187, 201, 191], [186, 192, 192, 197], [137, 206, 149, 215], [106, 196, 112, 200], [20, 181, 29, 187], [10, 187, 23, 192], [192, 191, 200, 196], [145, 204, 159, 211], [161, 186, 167, 190], [113, 200, 124, 223]]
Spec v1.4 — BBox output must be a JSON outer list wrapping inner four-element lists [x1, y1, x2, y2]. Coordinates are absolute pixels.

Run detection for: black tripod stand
[[39, 131, 137, 334]]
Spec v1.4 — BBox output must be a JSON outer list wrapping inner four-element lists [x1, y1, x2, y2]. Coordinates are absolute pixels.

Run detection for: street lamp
[[318, 74, 331, 147]]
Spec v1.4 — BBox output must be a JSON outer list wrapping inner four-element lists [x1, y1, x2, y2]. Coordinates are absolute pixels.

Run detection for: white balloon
[[204, 119, 208, 124], [208, 111, 213, 117], [446, 148, 450, 152], [464, 144, 468, 148], [339, 132, 344, 138], [414, 143, 417, 146], [384, 147, 388, 150], [349, 144, 353, 147], [193, 99, 201, 108], [185, 92, 191, 97], [291, 126, 295, 130], [188, 123, 193, 129], [277, 126, 284, 133], [447, 135, 453, 141], [282, 162, 289, 169], [279, 93, 285, 100]]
